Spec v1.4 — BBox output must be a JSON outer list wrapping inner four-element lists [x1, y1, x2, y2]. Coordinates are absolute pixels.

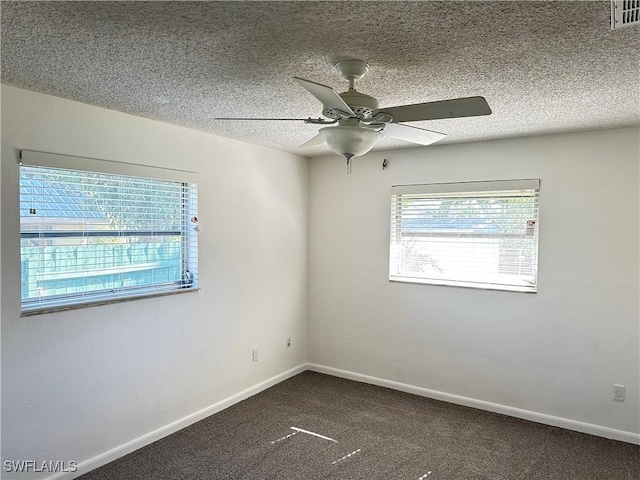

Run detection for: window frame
[[389, 179, 540, 293], [18, 150, 199, 315]]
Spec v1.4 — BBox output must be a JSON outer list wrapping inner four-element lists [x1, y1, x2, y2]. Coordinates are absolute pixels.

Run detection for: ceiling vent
[[611, 0, 640, 29]]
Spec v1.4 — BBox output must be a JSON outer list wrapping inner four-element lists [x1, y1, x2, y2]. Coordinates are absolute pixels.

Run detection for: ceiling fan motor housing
[[324, 90, 379, 119]]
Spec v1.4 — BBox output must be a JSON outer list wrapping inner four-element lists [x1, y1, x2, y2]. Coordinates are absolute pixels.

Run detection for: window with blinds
[[19, 153, 198, 314], [389, 179, 540, 292]]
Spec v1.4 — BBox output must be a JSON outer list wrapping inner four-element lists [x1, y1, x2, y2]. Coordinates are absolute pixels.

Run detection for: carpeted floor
[[79, 371, 639, 479]]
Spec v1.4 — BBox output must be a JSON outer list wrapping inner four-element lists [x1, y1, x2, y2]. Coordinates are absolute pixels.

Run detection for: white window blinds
[[19, 151, 198, 313], [389, 179, 540, 292]]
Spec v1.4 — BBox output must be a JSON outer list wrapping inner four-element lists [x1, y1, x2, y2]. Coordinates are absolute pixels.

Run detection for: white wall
[[308, 128, 640, 436], [1, 86, 308, 478]]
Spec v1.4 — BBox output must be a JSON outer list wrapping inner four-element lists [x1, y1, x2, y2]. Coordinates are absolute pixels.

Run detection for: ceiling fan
[[216, 60, 492, 173]]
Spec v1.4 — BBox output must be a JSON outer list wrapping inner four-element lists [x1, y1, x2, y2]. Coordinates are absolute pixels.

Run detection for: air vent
[[611, 0, 640, 29]]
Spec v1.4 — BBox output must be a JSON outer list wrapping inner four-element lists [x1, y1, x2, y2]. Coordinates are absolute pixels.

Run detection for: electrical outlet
[[613, 384, 626, 402], [286, 337, 291, 348], [252, 347, 258, 362]]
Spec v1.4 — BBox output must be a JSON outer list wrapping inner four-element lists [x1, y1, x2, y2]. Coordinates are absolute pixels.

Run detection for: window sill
[[389, 277, 537, 293], [20, 287, 200, 317]]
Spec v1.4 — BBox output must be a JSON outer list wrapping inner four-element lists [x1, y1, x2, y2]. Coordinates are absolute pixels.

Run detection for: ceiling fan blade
[[300, 133, 326, 148], [293, 77, 355, 116], [376, 96, 491, 123], [382, 123, 446, 145], [214, 117, 311, 121]]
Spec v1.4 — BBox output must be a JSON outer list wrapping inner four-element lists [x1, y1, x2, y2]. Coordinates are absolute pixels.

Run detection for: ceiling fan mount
[[216, 59, 492, 174], [334, 59, 370, 82]]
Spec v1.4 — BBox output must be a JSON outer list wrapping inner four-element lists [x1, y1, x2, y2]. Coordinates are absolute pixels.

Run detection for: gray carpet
[[79, 371, 639, 479]]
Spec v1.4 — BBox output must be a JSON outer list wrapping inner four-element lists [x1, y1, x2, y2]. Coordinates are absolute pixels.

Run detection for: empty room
[[1, 1, 638, 479]]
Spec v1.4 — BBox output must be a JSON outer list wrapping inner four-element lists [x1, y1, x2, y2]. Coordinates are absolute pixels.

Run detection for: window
[[19, 150, 198, 314], [389, 179, 539, 292]]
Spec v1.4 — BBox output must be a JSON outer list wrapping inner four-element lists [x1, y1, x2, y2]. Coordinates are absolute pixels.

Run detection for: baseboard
[[49, 364, 307, 480], [306, 363, 640, 445]]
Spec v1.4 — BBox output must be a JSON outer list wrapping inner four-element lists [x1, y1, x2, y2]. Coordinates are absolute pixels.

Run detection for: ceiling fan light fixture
[[319, 126, 382, 174], [320, 125, 382, 157]]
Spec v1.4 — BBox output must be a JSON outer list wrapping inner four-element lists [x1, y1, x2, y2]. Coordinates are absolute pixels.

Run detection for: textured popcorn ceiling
[[1, 1, 639, 157]]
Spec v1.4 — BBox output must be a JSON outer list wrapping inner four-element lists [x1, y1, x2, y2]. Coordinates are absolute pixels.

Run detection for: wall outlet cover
[[613, 384, 626, 402]]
